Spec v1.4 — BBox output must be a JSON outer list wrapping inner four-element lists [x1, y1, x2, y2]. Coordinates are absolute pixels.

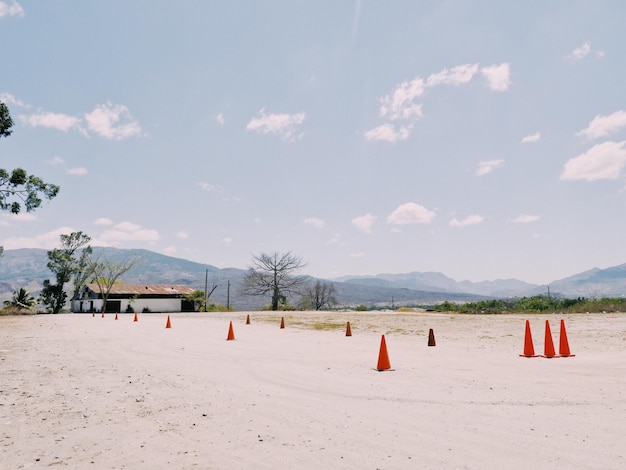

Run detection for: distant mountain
[[1, 248, 625, 308], [335, 271, 537, 297]]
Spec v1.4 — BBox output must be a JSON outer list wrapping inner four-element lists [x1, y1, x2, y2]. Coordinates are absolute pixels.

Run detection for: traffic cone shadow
[[375, 335, 394, 371], [227, 321, 235, 341], [165, 315, 172, 329], [542, 320, 556, 358], [519, 320, 539, 357], [558, 319, 575, 357]]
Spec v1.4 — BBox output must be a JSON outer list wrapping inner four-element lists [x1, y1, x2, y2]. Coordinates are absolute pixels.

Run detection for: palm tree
[[4, 287, 36, 310]]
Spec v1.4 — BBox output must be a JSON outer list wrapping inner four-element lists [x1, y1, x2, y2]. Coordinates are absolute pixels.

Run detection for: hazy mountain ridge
[[1, 248, 625, 307]]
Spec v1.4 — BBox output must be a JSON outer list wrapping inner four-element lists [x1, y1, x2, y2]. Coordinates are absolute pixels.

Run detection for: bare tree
[[87, 252, 139, 312], [239, 252, 307, 310], [299, 280, 338, 311]]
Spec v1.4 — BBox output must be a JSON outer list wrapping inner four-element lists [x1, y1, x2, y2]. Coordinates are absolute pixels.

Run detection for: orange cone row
[[520, 319, 575, 358]]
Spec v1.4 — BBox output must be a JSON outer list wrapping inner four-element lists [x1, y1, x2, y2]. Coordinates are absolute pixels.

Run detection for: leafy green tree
[[239, 252, 307, 310], [185, 289, 209, 311], [4, 287, 36, 310], [40, 232, 93, 313]]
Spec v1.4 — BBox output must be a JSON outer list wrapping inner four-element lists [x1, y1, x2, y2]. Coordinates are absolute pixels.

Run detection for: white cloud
[[199, 182, 218, 192], [0, 1, 24, 18], [19, 111, 80, 132], [222, 237, 232, 246], [387, 202, 435, 225], [364, 123, 412, 143], [1, 212, 37, 224], [246, 108, 306, 141], [304, 217, 325, 228], [94, 217, 114, 226], [513, 214, 540, 224], [481, 63, 511, 91], [0, 92, 28, 108], [351, 213, 377, 233], [2, 226, 76, 250], [449, 214, 483, 227], [67, 167, 88, 176], [84, 102, 142, 140], [426, 63, 479, 87], [215, 113, 225, 125], [97, 221, 160, 244], [566, 42, 604, 61], [47, 156, 65, 166], [379, 78, 425, 121], [326, 233, 342, 246], [162, 246, 177, 255], [576, 110, 626, 140], [176, 231, 189, 239], [350, 251, 365, 259], [522, 132, 541, 143], [476, 159, 504, 176], [561, 141, 626, 181]]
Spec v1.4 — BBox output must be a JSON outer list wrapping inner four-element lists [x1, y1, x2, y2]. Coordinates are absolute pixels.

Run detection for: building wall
[[71, 298, 187, 313]]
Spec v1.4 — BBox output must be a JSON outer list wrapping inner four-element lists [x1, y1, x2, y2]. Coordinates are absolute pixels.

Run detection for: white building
[[72, 284, 197, 313]]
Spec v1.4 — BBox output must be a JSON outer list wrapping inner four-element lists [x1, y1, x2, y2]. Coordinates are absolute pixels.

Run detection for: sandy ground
[[1, 311, 626, 469]]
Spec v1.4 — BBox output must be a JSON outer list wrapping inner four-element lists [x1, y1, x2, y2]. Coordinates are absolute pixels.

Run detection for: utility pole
[[204, 269, 208, 312], [226, 280, 230, 310]]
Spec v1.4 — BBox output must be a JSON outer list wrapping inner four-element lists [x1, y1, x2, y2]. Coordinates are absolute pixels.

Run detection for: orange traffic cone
[[519, 320, 538, 357], [92, 312, 95, 317], [101, 311, 105, 318], [227, 321, 235, 341], [558, 319, 575, 357], [375, 335, 393, 371], [133, 312, 138, 322], [428, 328, 436, 347], [543, 320, 556, 358], [280, 317, 285, 329], [165, 315, 171, 329], [246, 314, 250, 325], [115, 312, 118, 320], [345, 321, 352, 337]]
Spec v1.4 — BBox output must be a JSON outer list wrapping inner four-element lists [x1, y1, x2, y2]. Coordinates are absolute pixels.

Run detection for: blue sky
[[1, 1, 625, 285]]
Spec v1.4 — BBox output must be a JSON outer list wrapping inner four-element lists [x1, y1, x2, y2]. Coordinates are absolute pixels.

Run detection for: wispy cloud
[[198, 182, 219, 192], [387, 202, 435, 225], [0, 1, 24, 18], [94, 217, 114, 226], [566, 42, 605, 61], [367, 62, 507, 142], [96, 221, 160, 245], [449, 214, 483, 227], [576, 110, 626, 140], [67, 167, 88, 176], [19, 111, 80, 132], [246, 108, 305, 141], [481, 63, 511, 91], [304, 217, 325, 228], [1, 226, 76, 249], [18, 101, 143, 140], [177, 231, 189, 239], [351, 213, 377, 233], [364, 124, 412, 143], [215, 113, 225, 125], [476, 159, 504, 176], [0, 92, 29, 108], [521, 132, 541, 143], [426, 63, 479, 87], [561, 141, 626, 181], [513, 214, 540, 224]]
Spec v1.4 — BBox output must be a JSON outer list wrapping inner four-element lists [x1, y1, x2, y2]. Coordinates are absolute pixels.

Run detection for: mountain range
[[1, 248, 625, 309]]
